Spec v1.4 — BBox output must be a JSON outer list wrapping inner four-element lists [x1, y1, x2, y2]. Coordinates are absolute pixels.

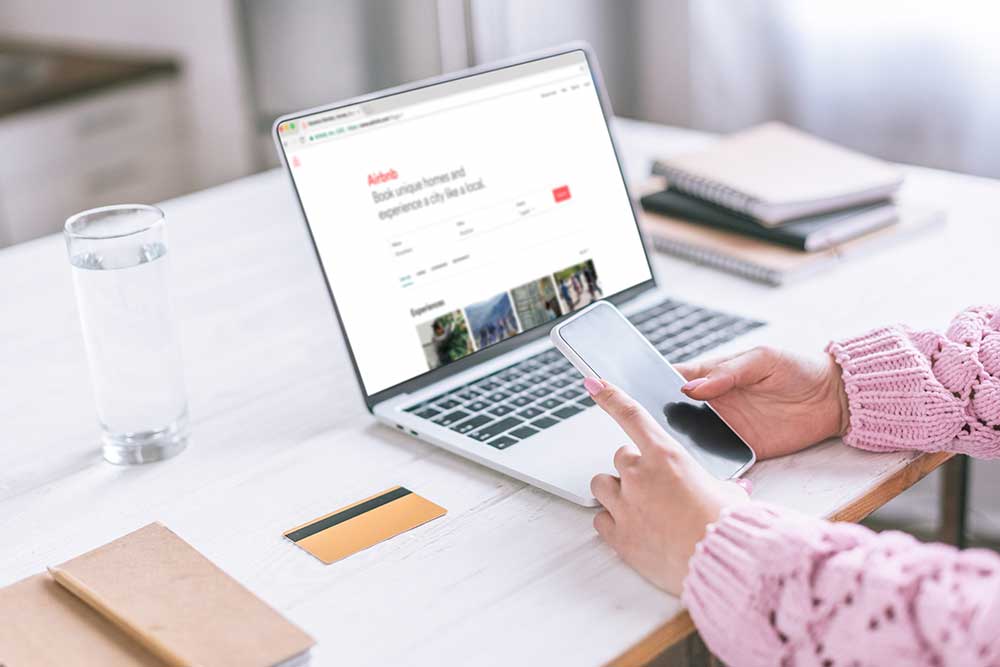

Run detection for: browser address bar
[[302, 64, 590, 145]]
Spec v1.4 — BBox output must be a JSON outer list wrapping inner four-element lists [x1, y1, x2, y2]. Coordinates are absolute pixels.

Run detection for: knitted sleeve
[[683, 504, 1000, 667], [827, 305, 1000, 458]]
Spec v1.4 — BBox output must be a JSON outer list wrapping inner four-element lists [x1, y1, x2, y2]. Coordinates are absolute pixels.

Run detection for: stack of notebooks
[[640, 122, 945, 285], [0, 523, 314, 667]]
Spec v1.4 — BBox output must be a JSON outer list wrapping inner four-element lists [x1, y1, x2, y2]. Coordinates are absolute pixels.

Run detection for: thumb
[[682, 347, 778, 400]]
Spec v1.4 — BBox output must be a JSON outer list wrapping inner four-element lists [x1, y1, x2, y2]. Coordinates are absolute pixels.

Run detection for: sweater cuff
[[682, 504, 857, 667], [826, 327, 966, 452]]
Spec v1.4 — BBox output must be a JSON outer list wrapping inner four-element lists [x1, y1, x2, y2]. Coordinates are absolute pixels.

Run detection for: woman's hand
[[585, 378, 749, 596], [676, 346, 850, 460]]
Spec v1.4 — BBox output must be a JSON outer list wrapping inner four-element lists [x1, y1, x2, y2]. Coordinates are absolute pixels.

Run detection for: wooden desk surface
[[1, 120, 997, 666]]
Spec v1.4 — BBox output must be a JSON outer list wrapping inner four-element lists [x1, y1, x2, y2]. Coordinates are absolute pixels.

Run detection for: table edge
[[605, 450, 953, 667]]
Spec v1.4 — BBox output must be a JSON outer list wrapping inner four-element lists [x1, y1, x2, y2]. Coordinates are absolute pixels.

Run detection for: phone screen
[[557, 302, 754, 479]]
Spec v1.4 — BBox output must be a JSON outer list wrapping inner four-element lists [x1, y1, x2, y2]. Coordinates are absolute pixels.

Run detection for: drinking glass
[[64, 204, 189, 464]]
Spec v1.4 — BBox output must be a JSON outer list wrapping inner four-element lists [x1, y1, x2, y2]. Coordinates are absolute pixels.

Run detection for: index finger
[[583, 378, 674, 456]]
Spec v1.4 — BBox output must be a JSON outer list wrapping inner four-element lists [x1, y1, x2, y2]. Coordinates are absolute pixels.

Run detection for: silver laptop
[[274, 44, 764, 506]]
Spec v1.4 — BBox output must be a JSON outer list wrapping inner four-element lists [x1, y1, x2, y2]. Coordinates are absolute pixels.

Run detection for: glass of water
[[65, 204, 189, 464]]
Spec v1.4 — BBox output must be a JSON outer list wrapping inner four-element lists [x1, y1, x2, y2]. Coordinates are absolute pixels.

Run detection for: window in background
[[690, 0, 1000, 178], [460, 0, 1000, 178]]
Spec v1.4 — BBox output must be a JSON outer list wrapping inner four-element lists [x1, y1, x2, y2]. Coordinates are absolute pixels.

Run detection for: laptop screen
[[279, 50, 652, 396]]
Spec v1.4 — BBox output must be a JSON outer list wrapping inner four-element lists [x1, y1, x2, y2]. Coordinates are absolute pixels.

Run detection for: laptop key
[[577, 396, 595, 407], [510, 426, 539, 440], [466, 400, 490, 412], [456, 388, 481, 401], [531, 416, 560, 429], [552, 405, 582, 420], [415, 407, 441, 419], [487, 391, 511, 402], [558, 387, 583, 399], [508, 382, 529, 393], [437, 398, 461, 410], [529, 387, 550, 399], [434, 409, 469, 426], [538, 350, 560, 362], [452, 414, 493, 434], [488, 404, 516, 417], [549, 377, 572, 389], [470, 416, 523, 441], [518, 406, 544, 419], [487, 435, 518, 450]]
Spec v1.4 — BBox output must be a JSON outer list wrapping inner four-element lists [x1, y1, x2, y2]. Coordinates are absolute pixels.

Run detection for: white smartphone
[[550, 300, 755, 479]]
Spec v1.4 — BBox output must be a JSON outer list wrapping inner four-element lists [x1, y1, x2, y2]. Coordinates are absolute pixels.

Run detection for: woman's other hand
[[676, 346, 849, 459], [585, 378, 749, 596]]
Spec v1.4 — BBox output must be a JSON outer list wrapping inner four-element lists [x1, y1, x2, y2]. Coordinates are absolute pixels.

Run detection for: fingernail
[[682, 378, 707, 392], [733, 478, 753, 495], [583, 377, 605, 396]]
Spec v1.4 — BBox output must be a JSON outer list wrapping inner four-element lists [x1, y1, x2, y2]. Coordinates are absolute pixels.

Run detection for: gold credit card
[[283, 486, 446, 564]]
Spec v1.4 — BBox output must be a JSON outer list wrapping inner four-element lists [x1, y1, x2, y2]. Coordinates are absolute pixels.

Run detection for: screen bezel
[[273, 43, 658, 411]]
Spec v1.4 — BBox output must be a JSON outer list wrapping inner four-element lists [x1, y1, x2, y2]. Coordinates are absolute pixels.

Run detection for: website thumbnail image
[[416, 259, 604, 372]]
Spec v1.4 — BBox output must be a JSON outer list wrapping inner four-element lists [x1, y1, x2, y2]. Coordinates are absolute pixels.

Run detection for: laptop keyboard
[[404, 297, 764, 450]]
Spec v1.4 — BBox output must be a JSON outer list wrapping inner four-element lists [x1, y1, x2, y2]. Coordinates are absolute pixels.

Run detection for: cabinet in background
[[0, 43, 192, 246]]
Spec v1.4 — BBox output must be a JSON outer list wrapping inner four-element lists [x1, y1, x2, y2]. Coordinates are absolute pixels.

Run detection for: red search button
[[552, 185, 571, 203]]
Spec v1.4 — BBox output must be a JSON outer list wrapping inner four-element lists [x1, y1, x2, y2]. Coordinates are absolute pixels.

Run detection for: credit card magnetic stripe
[[285, 486, 413, 542], [283, 485, 447, 565]]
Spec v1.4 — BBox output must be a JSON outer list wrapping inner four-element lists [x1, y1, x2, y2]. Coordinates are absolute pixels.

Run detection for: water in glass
[[66, 205, 189, 464]]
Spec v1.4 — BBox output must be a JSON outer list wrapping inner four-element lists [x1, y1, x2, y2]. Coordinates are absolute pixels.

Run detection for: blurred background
[[1, 0, 997, 543]]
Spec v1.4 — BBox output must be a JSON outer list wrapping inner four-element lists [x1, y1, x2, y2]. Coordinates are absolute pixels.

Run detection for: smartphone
[[550, 301, 755, 479]]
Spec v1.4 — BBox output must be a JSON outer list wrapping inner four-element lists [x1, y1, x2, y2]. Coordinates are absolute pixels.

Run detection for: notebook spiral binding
[[648, 235, 781, 287], [652, 162, 757, 215]]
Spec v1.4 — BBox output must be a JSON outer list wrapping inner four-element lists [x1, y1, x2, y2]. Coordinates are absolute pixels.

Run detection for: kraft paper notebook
[[0, 573, 167, 667], [0, 523, 314, 667]]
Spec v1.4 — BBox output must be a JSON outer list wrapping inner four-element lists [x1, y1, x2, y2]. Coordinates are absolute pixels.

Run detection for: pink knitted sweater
[[683, 305, 1000, 667]]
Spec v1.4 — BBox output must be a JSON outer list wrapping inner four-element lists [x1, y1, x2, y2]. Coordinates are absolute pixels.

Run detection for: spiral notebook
[[640, 187, 899, 251], [641, 204, 944, 286], [651, 123, 904, 226]]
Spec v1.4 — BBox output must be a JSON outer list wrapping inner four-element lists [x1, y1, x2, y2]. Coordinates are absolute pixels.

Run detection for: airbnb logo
[[368, 169, 398, 186]]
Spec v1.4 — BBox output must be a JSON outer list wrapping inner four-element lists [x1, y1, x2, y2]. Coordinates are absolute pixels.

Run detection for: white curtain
[[465, 0, 1000, 178], [689, 0, 1000, 177]]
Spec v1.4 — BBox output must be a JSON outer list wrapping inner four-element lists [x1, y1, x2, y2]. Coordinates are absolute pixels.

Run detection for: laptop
[[274, 44, 765, 506]]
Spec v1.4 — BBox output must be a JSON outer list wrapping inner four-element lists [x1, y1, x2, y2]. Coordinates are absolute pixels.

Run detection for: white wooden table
[[2, 119, 997, 666]]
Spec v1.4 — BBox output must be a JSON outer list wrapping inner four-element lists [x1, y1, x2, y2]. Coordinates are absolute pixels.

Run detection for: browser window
[[280, 51, 651, 395]]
